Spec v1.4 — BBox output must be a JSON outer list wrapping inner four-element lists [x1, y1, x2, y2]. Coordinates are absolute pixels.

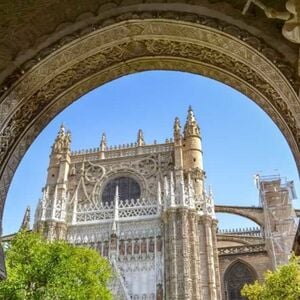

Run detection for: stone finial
[[52, 124, 71, 154], [187, 105, 196, 122], [183, 106, 200, 138], [173, 117, 181, 141], [208, 185, 213, 197], [137, 129, 145, 146], [20, 206, 30, 231], [100, 133, 107, 151], [59, 123, 65, 134]]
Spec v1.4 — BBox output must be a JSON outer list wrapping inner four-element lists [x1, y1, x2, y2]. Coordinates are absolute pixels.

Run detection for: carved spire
[[59, 123, 65, 134], [157, 180, 162, 206], [100, 133, 107, 151], [187, 172, 194, 208], [173, 117, 182, 142], [170, 171, 175, 207], [137, 129, 145, 146], [163, 176, 169, 210], [20, 206, 30, 231], [112, 185, 119, 234], [52, 124, 71, 154], [208, 186, 216, 219], [183, 106, 200, 138]]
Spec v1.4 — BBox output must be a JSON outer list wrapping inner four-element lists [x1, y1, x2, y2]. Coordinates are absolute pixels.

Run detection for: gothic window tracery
[[224, 261, 256, 300], [101, 176, 141, 204]]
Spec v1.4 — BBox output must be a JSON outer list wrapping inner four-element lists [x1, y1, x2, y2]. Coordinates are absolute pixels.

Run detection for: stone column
[[212, 219, 222, 299], [164, 207, 204, 300], [164, 209, 178, 299], [198, 216, 221, 300], [198, 220, 209, 299], [189, 211, 202, 300]]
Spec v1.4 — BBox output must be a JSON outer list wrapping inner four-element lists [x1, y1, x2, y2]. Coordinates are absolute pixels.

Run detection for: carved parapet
[[218, 243, 266, 256], [71, 142, 174, 162], [218, 226, 263, 237]]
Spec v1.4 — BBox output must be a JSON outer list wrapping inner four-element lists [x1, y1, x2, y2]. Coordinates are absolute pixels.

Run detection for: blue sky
[[3, 71, 299, 234]]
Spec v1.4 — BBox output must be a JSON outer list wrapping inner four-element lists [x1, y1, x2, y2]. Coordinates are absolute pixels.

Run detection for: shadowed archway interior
[[224, 260, 257, 300]]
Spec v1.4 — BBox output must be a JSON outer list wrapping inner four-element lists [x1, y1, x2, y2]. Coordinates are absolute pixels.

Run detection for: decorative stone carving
[[52, 124, 71, 154], [243, 0, 300, 44], [84, 162, 105, 183]]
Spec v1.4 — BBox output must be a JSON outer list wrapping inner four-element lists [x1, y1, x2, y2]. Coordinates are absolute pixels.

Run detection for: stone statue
[[52, 124, 71, 153], [173, 117, 181, 141]]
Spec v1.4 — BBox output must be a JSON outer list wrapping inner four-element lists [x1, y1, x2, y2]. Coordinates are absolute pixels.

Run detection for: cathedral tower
[[163, 107, 221, 300], [34, 125, 71, 240], [183, 106, 205, 197]]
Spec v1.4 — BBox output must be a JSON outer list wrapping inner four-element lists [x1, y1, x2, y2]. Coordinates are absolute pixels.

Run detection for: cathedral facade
[[33, 107, 298, 300]]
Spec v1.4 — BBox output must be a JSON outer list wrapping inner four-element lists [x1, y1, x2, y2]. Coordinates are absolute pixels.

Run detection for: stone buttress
[[163, 108, 221, 300]]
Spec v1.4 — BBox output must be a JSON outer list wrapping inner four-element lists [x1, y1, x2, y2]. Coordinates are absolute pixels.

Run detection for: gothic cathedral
[[34, 107, 297, 300]]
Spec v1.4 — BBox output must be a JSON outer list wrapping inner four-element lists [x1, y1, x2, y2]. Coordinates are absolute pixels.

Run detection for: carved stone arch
[[223, 259, 257, 300], [0, 13, 299, 232]]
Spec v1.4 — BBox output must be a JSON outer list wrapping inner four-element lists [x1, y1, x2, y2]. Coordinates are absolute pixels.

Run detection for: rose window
[[102, 176, 141, 204]]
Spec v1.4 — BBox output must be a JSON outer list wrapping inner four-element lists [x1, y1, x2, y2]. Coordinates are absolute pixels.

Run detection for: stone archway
[[0, 9, 299, 239]]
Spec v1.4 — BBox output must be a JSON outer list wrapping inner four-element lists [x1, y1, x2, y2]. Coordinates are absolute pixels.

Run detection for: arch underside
[[0, 17, 299, 225], [215, 206, 264, 226]]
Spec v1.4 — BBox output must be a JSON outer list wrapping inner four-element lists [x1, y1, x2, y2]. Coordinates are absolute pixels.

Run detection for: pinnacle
[[101, 132, 106, 141], [184, 105, 200, 137], [137, 129, 145, 146], [100, 132, 107, 151], [174, 117, 181, 141], [59, 123, 65, 134], [186, 105, 196, 123]]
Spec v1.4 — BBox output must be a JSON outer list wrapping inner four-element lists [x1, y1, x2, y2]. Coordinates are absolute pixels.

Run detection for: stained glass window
[[102, 176, 141, 204], [224, 261, 256, 300]]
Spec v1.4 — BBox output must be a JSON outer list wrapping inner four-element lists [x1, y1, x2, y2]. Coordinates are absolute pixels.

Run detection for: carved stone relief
[[66, 152, 173, 206]]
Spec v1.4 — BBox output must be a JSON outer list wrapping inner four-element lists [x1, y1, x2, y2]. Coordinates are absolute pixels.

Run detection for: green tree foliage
[[0, 230, 113, 300], [241, 255, 300, 300]]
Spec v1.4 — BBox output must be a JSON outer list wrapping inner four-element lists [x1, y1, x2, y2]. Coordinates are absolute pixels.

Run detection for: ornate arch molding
[[223, 259, 258, 299], [224, 259, 258, 280], [0, 18, 299, 220]]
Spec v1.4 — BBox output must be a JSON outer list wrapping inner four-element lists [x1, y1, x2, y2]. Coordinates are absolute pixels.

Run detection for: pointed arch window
[[102, 176, 141, 204], [224, 261, 256, 300]]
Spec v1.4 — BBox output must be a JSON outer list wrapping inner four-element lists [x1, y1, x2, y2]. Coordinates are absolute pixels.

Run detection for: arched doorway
[[224, 260, 257, 300], [0, 3, 299, 279]]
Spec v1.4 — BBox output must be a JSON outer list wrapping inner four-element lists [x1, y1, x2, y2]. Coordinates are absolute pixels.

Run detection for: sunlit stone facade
[[34, 107, 298, 300]]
